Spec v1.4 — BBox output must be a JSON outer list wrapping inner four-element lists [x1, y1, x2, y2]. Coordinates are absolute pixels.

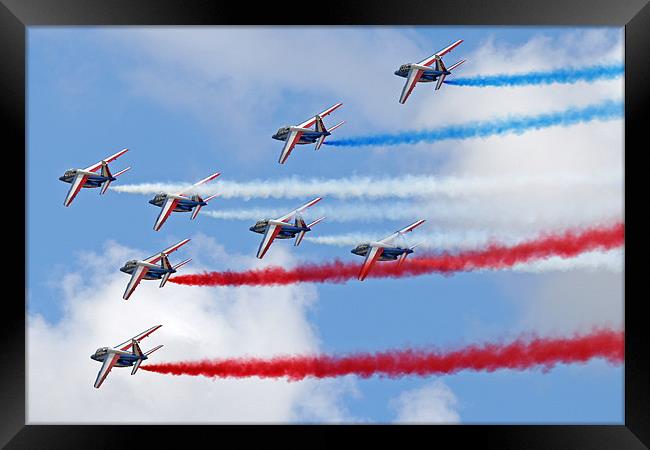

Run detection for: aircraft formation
[[58, 40, 466, 388]]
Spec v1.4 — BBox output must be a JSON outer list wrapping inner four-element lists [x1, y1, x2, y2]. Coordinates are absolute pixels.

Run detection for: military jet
[[351, 219, 426, 281], [395, 40, 465, 104], [120, 239, 191, 300], [149, 172, 221, 231], [59, 148, 131, 207], [272, 103, 344, 164], [90, 325, 164, 389], [249, 198, 324, 259]]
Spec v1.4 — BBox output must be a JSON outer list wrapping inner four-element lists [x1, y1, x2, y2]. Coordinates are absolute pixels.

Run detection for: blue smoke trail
[[325, 99, 622, 148], [444, 64, 623, 87]]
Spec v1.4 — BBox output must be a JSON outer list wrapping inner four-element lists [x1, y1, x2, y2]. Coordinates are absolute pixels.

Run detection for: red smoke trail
[[170, 222, 624, 287], [140, 328, 623, 381]]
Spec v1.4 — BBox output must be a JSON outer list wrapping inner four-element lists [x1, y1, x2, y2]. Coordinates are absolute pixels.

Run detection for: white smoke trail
[[202, 197, 622, 231], [112, 172, 620, 200], [307, 230, 525, 250], [508, 249, 623, 273]]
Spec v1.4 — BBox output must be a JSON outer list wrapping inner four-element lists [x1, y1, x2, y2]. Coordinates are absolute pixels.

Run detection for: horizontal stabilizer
[[145, 344, 164, 356], [397, 252, 409, 267], [173, 258, 192, 271], [447, 59, 466, 72], [159, 271, 171, 288], [328, 121, 346, 132], [307, 216, 326, 228], [191, 204, 203, 220], [131, 358, 143, 375]]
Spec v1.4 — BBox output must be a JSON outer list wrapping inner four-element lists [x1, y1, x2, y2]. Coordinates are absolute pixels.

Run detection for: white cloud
[[27, 237, 355, 423], [510, 270, 624, 334], [391, 380, 460, 424]]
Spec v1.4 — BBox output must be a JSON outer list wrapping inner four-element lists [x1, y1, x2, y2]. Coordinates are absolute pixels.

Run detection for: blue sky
[[27, 26, 624, 423]]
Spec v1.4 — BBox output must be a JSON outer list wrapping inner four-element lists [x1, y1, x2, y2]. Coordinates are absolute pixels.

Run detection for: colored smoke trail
[[169, 222, 624, 287], [324, 100, 622, 148], [444, 64, 623, 87], [112, 172, 619, 200], [140, 328, 623, 381]]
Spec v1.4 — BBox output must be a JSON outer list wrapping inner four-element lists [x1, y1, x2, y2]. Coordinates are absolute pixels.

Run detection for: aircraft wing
[[115, 324, 163, 351], [144, 238, 191, 265], [358, 246, 384, 281], [84, 148, 129, 173], [178, 171, 221, 196], [153, 197, 180, 231], [256, 222, 283, 259], [399, 68, 424, 104], [276, 197, 322, 223], [122, 264, 150, 301], [380, 219, 426, 244], [93, 353, 120, 388], [278, 130, 303, 164], [63, 173, 89, 207], [297, 103, 343, 128], [417, 39, 464, 67]]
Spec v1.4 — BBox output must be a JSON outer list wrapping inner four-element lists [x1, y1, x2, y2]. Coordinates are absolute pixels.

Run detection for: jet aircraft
[[90, 325, 164, 389], [149, 172, 221, 231], [249, 198, 324, 259], [351, 219, 426, 281], [272, 103, 344, 164], [120, 239, 191, 300], [394, 40, 465, 104], [59, 148, 131, 207]]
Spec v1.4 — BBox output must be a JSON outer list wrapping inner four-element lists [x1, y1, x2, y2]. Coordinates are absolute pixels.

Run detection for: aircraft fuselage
[[351, 244, 414, 261], [119, 260, 175, 280], [58, 169, 116, 188], [394, 64, 451, 82], [90, 347, 147, 368], [272, 127, 331, 145], [249, 220, 311, 239], [149, 193, 208, 212]]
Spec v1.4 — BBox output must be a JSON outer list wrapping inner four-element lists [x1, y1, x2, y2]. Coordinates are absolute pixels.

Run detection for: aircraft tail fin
[[397, 243, 421, 267], [314, 115, 325, 133], [131, 339, 143, 357], [295, 216, 325, 246], [101, 161, 113, 178], [100, 166, 131, 195], [162, 257, 192, 285], [190, 195, 204, 220], [315, 121, 345, 150], [190, 194, 217, 220], [294, 216, 306, 246], [436, 59, 465, 90]]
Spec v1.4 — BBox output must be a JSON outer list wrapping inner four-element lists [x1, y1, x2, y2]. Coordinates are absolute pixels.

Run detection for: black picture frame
[[3, 0, 648, 447]]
